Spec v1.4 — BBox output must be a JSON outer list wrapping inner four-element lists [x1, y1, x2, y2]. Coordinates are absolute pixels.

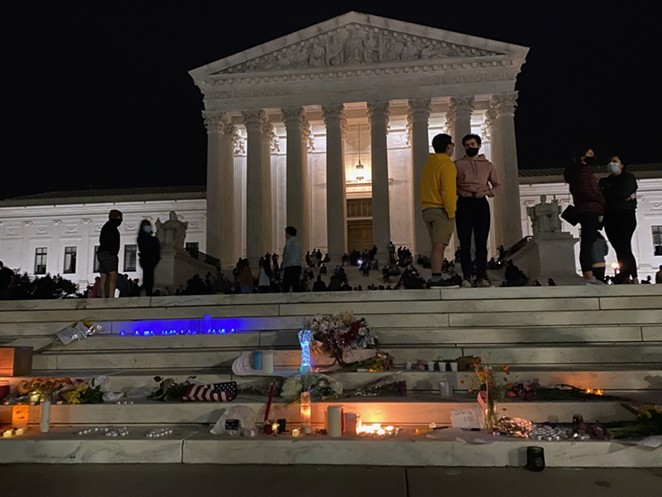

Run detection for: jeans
[[456, 196, 490, 279], [282, 266, 302, 292], [578, 212, 600, 273], [604, 209, 638, 278]]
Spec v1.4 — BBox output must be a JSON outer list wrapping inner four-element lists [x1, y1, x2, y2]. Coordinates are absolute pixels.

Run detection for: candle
[[2, 430, 12, 438], [300, 391, 311, 432], [264, 383, 275, 423], [263, 350, 274, 374], [343, 412, 358, 435], [251, 351, 263, 370], [427, 361, 435, 371], [15, 428, 25, 436], [40, 397, 52, 434], [271, 422, 279, 434], [449, 361, 458, 372], [291, 428, 300, 438], [327, 406, 343, 437]]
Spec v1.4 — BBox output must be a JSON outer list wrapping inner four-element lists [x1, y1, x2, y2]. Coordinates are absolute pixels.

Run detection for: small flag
[[182, 381, 237, 402]]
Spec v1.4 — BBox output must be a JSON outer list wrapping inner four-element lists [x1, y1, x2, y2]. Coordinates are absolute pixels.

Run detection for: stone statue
[[527, 195, 562, 236], [155, 211, 188, 250]]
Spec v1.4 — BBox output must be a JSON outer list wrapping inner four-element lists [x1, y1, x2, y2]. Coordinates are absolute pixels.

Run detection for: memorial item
[[0, 346, 33, 376], [39, 396, 51, 433], [300, 391, 312, 433], [182, 381, 237, 402], [210, 405, 257, 435], [525, 446, 546, 472], [12, 405, 29, 430], [327, 406, 343, 437], [298, 329, 312, 373], [305, 312, 376, 365]]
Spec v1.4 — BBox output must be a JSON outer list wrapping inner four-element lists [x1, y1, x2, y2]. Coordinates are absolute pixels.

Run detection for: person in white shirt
[[282, 226, 302, 292]]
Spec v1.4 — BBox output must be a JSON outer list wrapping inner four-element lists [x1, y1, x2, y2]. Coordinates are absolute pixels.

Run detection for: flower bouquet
[[349, 375, 407, 398], [280, 373, 343, 401], [602, 404, 662, 440], [149, 376, 197, 401], [305, 311, 377, 366]]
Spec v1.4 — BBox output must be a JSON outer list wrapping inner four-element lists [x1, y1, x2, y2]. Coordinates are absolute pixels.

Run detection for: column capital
[[491, 92, 518, 117], [407, 98, 431, 120], [448, 96, 475, 119], [367, 101, 390, 124], [242, 109, 267, 128], [281, 106, 305, 127], [321, 104, 345, 124], [202, 111, 229, 133]]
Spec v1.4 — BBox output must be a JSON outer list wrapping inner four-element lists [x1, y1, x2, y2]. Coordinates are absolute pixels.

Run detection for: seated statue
[[155, 211, 188, 250], [527, 195, 562, 236]]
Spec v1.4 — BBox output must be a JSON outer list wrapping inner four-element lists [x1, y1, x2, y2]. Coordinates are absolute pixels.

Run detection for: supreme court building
[[189, 12, 529, 265]]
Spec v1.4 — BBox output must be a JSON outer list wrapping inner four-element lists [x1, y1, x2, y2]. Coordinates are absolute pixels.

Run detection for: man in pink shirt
[[455, 134, 501, 287]]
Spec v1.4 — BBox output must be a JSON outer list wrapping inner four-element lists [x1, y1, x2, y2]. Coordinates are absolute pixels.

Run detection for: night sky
[[1, 1, 658, 200]]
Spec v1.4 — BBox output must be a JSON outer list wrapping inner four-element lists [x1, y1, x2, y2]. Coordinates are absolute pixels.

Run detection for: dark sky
[[0, 1, 658, 200]]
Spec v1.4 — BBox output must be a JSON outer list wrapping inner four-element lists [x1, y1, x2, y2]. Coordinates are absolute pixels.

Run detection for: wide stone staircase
[[1, 284, 662, 466]]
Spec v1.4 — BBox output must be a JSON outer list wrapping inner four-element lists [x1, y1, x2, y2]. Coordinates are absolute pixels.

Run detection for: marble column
[[321, 104, 347, 261], [490, 92, 523, 249], [447, 96, 474, 159], [282, 107, 310, 251], [261, 119, 274, 252], [407, 98, 431, 256], [367, 101, 391, 261], [242, 110, 267, 264], [203, 111, 236, 267]]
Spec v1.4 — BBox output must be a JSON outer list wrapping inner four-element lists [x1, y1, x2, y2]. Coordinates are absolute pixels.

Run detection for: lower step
[[0, 426, 658, 467]]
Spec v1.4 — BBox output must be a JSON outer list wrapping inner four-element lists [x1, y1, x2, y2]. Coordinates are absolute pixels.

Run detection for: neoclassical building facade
[[189, 12, 529, 265], [2, 170, 662, 287]]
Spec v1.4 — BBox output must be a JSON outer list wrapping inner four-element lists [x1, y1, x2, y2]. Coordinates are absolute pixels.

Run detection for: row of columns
[[204, 93, 521, 267]]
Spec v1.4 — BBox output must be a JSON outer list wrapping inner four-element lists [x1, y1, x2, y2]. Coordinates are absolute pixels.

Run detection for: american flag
[[182, 381, 237, 402], [476, 390, 488, 410]]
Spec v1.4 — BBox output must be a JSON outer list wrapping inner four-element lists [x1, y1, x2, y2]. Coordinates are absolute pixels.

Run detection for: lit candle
[[15, 428, 24, 436], [343, 412, 358, 435], [300, 391, 311, 433], [291, 428, 300, 438], [271, 422, 279, 434], [327, 406, 343, 437], [2, 430, 12, 438]]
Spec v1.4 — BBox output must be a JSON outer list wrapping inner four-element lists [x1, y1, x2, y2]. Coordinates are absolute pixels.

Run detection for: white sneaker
[[461, 279, 473, 288], [585, 278, 605, 285]]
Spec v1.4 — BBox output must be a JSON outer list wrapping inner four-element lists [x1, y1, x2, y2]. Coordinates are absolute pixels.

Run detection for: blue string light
[[117, 315, 245, 337]]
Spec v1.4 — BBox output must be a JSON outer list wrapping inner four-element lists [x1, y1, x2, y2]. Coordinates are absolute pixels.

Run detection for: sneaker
[[461, 279, 473, 288], [632, 277, 640, 285], [585, 278, 605, 285], [476, 278, 492, 288]]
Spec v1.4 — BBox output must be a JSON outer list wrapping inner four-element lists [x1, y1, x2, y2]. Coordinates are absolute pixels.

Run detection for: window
[[124, 245, 137, 272], [93, 246, 100, 272], [347, 199, 372, 219], [34, 247, 47, 274], [63, 246, 77, 274], [653, 226, 662, 256]]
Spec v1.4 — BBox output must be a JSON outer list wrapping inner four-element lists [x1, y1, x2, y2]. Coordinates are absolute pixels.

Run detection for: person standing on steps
[[454, 133, 501, 288], [599, 156, 639, 284], [419, 133, 458, 287], [97, 209, 123, 298], [137, 219, 160, 296], [563, 147, 605, 284], [282, 226, 302, 292]]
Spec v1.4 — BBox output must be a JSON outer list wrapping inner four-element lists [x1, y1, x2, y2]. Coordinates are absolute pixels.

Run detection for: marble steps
[[2, 426, 661, 466], [0, 396, 642, 427], [27, 342, 662, 371]]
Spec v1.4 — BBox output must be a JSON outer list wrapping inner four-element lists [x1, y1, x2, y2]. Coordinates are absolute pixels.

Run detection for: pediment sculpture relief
[[218, 23, 502, 75]]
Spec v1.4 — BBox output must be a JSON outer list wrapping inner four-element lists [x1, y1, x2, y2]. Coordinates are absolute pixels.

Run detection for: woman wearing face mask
[[137, 219, 161, 296], [599, 156, 638, 284], [563, 147, 605, 284]]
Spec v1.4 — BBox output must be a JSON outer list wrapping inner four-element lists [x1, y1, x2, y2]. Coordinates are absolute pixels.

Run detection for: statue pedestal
[[154, 248, 218, 294], [510, 233, 585, 285]]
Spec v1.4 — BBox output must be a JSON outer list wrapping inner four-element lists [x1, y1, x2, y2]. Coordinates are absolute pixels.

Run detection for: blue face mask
[[142, 226, 152, 234], [607, 161, 621, 174]]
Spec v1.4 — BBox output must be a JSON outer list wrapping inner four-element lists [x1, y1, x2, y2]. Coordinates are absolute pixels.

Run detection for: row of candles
[[262, 385, 397, 438]]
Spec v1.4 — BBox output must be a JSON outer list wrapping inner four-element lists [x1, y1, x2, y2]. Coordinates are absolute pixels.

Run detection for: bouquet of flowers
[[602, 404, 662, 440], [280, 373, 343, 401], [305, 311, 376, 365], [16, 377, 75, 400], [474, 363, 510, 430], [60, 379, 104, 404], [149, 376, 197, 401], [349, 375, 407, 397]]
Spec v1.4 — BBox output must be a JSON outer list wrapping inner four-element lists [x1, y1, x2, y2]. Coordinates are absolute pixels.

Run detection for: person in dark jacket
[[137, 219, 161, 296], [563, 147, 605, 284], [599, 156, 638, 283], [97, 209, 123, 298]]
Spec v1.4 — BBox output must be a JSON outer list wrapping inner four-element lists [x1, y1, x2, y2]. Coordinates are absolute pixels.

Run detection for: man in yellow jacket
[[420, 133, 457, 287]]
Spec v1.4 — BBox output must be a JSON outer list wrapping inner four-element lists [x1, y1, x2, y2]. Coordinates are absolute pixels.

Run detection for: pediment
[[190, 12, 528, 79]]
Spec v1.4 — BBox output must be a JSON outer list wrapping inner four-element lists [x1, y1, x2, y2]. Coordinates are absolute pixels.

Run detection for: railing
[[185, 248, 221, 268]]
